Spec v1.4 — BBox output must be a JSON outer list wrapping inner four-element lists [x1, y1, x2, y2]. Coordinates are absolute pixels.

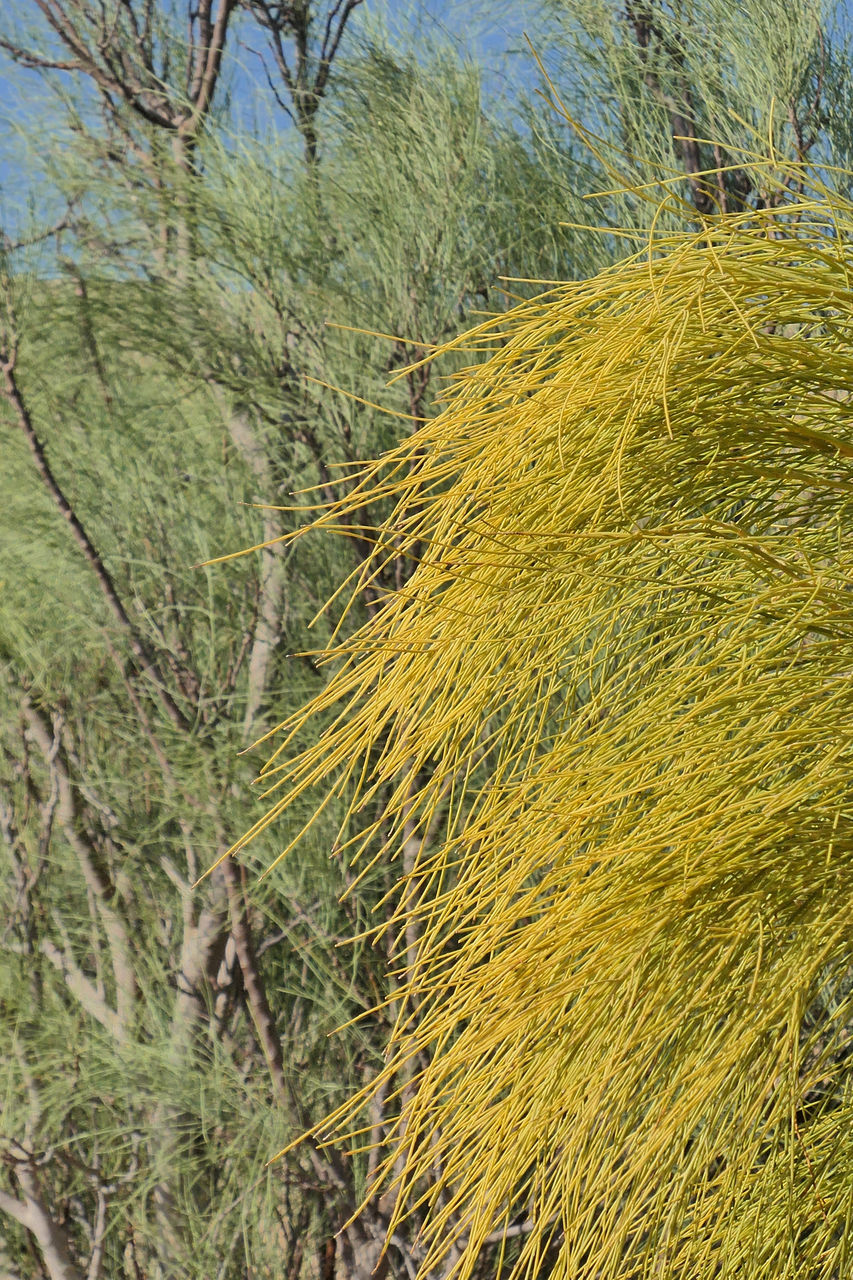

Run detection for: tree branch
[[221, 856, 288, 1098], [183, 0, 237, 136], [0, 347, 190, 732], [28, 1, 175, 130], [21, 696, 138, 1036], [243, 0, 364, 164], [0, 1168, 84, 1280], [213, 395, 285, 737], [36, 934, 125, 1040]]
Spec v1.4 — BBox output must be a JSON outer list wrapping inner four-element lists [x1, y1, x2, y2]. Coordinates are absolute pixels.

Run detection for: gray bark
[[0, 1173, 84, 1280]]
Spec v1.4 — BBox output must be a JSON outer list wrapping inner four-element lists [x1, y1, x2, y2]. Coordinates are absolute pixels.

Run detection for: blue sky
[[1, 0, 851, 241], [0, 0, 547, 240]]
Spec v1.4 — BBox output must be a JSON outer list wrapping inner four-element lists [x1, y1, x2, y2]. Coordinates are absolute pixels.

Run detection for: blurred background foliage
[[0, 1, 850, 1277]]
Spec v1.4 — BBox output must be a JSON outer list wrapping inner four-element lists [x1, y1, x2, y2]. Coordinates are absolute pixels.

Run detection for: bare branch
[[625, 2, 718, 214], [36, 933, 124, 1039], [242, 0, 364, 163], [21, 695, 138, 1036], [221, 856, 288, 1097], [315, 0, 362, 100], [0, 1165, 84, 1280], [182, 0, 238, 136], [1, 216, 72, 254], [85, 1185, 107, 1280], [4, 0, 235, 140], [27, 1, 175, 130], [205, 386, 288, 734]]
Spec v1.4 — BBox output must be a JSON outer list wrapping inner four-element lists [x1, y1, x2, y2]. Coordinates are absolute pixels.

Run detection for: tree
[[537, 0, 838, 221], [245, 167, 853, 1279], [0, 4, 590, 1277]]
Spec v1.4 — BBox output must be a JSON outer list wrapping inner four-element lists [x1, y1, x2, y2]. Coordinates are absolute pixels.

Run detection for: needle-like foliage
[[238, 169, 853, 1280]]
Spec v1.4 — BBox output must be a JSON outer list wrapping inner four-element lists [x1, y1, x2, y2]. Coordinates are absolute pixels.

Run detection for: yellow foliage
[[239, 178, 853, 1278]]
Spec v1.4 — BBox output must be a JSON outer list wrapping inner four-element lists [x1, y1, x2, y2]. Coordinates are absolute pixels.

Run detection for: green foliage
[[0, 7, 601, 1276], [540, 0, 840, 223]]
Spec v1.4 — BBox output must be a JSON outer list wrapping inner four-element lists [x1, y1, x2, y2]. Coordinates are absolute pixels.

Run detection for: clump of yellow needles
[[237, 171, 853, 1279]]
